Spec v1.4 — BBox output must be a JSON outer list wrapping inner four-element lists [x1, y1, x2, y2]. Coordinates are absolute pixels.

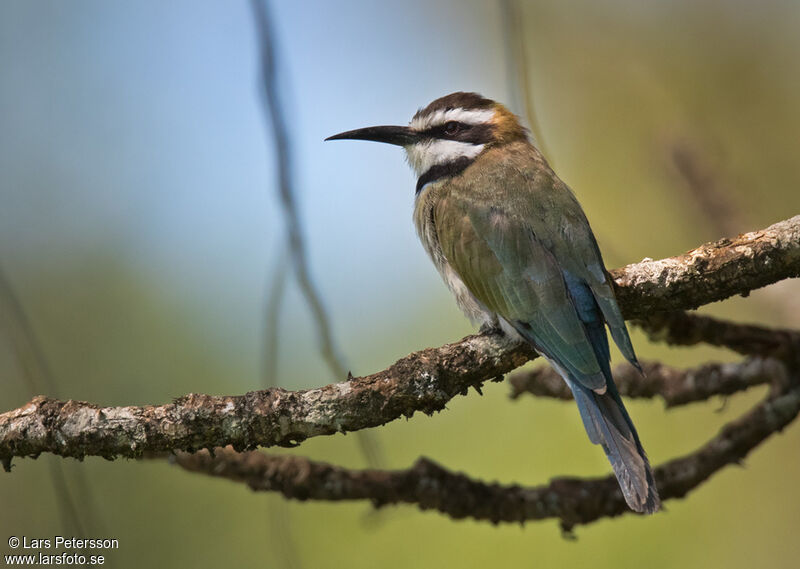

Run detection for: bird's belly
[[414, 184, 495, 327], [440, 263, 496, 326]]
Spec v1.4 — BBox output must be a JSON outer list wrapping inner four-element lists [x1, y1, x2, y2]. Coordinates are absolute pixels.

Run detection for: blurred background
[[1, 0, 799, 567]]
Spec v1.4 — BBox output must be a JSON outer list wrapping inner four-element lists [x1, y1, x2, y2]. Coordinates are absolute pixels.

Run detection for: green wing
[[535, 201, 638, 369], [435, 194, 610, 391]]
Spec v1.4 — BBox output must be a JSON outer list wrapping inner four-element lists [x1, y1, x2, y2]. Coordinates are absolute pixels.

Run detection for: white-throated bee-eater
[[327, 92, 660, 513]]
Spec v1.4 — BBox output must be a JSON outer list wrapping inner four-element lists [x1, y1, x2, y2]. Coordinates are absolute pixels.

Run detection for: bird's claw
[[479, 322, 504, 335]]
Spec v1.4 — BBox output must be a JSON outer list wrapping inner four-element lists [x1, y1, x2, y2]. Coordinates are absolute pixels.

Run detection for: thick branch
[[611, 215, 800, 319], [1, 216, 799, 461], [508, 357, 786, 407], [172, 384, 800, 530], [0, 333, 532, 462]]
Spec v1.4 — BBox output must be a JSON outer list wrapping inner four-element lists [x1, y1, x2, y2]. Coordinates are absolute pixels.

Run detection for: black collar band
[[415, 156, 475, 194]]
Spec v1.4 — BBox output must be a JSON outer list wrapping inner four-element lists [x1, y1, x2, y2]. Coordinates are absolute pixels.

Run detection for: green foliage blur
[[2, 1, 799, 568]]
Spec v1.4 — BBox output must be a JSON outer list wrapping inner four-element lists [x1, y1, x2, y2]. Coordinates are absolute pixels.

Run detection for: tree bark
[[0, 216, 798, 464]]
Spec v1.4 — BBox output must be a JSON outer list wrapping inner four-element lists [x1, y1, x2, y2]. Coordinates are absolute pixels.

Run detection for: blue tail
[[507, 269, 660, 513], [568, 376, 660, 513], [563, 272, 660, 513]]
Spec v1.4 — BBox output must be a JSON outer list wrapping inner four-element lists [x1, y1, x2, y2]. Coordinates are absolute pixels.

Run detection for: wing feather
[[435, 197, 608, 391]]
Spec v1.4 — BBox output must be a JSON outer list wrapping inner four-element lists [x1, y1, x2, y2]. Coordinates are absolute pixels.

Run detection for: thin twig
[[0, 267, 60, 397], [668, 139, 800, 323], [0, 266, 103, 559], [258, 245, 301, 569], [669, 140, 746, 238], [262, 246, 289, 389], [501, 0, 552, 162], [251, 0, 346, 381], [249, 0, 382, 469], [635, 311, 800, 365]]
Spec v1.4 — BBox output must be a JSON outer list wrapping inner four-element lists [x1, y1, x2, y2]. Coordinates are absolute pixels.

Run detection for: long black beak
[[325, 125, 418, 146]]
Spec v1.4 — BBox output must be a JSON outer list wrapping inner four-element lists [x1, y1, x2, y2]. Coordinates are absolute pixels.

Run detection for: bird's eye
[[443, 121, 462, 135]]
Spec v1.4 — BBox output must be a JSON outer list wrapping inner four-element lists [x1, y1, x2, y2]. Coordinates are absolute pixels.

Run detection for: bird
[[326, 92, 660, 514]]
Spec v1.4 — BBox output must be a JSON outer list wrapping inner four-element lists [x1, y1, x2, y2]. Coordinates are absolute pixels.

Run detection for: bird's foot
[[479, 322, 504, 336]]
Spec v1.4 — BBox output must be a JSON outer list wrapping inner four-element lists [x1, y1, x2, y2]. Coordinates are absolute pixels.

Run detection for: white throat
[[404, 139, 485, 176]]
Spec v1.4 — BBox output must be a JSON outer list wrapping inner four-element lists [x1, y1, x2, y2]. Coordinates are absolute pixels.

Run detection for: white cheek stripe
[[410, 108, 496, 131], [405, 139, 485, 176]]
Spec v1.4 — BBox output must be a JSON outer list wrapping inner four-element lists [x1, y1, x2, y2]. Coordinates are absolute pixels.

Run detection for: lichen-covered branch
[[611, 215, 800, 319], [0, 332, 532, 463], [171, 384, 800, 530], [0, 215, 798, 463], [508, 357, 786, 408]]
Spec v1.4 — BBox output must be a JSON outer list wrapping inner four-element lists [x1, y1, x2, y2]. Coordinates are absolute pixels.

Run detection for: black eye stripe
[[443, 121, 461, 135], [418, 122, 495, 145], [421, 122, 464, 138]]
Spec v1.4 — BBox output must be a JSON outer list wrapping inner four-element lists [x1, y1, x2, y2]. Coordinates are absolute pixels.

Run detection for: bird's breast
[[413, 182, 495, 326]]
